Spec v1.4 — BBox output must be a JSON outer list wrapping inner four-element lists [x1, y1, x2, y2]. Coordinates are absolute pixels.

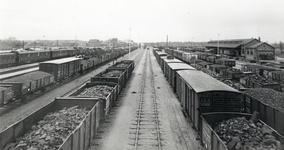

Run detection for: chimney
[[258, 36, 261, 42]]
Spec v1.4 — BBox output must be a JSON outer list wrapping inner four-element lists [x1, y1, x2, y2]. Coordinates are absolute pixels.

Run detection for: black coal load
[[76, 85, 113, 98], [4, 106, 88, 150], [214, 112, 283, 150]]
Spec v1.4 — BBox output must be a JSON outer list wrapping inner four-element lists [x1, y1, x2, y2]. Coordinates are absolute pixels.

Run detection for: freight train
[[153, 49, 284, 150], [0, 47, 133, 68], [164, 48, 236, 67], [0, 57, 136, 150], [0, 47, 137, 105]]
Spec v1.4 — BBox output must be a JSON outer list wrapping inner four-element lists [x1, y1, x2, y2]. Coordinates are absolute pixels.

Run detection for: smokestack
[[258, 36, 261, 42]]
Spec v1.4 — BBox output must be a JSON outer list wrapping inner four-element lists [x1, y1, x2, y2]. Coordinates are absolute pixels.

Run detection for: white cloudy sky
[[0, 0, 283, 43]]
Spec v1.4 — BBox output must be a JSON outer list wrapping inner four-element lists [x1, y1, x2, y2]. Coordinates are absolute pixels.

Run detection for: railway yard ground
[[90, 48, 203, 150]]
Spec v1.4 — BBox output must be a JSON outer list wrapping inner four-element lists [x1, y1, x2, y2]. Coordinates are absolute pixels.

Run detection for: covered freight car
[[39, 57, 81, 81], [165, 63, 196, 92], [176, 70, 242, 130]]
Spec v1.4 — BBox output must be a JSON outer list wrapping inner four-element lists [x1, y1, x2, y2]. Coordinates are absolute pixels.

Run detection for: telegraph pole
[[129, 28, 131, 59]]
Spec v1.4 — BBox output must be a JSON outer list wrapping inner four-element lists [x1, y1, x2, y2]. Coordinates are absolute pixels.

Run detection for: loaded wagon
[[201, 112, 284, 150], [91, 69, 126, 93], [0, 71, 54, 100], [108, 60, 134, 80], [65, 82, 119, 115], [0, 97, 106, 150], [176, 70, 242, 130], [0, 85, 13, 105], [39, 57, 81, 81], [244, 88, 284, 136], [216, 59, 236, 67]]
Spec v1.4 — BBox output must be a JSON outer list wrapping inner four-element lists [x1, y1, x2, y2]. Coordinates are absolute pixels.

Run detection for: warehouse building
[[206, 38, 275, 61]]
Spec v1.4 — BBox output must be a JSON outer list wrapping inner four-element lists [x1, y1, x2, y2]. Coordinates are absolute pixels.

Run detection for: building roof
[[206, 38, 255, 48], [168, 63, 196, 70], [177, 70, 239, 93], [247, 42, 274, 49], [40, 57, 81, 64]]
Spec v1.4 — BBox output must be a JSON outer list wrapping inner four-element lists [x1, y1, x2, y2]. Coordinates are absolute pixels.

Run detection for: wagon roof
[[156, 51, 167, 56], [1, 71, 51, 83], [40, 57, 81, 64], [177, 70, 239, 93], [163, 58, 183, 63], [168, 63, 196, 70]]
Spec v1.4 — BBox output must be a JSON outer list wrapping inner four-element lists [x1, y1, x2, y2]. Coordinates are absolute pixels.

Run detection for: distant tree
[[6, 37, 27, 49], [280, 41, 283, 53]]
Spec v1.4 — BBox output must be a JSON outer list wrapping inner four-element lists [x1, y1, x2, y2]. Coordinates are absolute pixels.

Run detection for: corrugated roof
[[177, 70, 239, 93], [40, 57, 81, 64], [168, 63, 196, 70]]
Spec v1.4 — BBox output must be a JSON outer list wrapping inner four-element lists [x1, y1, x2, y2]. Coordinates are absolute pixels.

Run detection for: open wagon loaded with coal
[[91, 69, 126, 93], [107, 60, 134, 81], [66, 82, 119, 115], [0, 71, 54, 101], [244, 88, 284, 137], [201, 112, 284, 150], [0, 98, 106, 150]]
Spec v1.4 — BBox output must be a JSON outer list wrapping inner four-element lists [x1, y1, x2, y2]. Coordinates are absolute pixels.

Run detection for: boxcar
[[162, 58, 183, 74], [155, 51, 167, 66], [39, 57, 81, 81], [0, 85, 13, 105], [176, 70, 242, 130], [0, 97, 105, 150], [166, 63, 196, 92]]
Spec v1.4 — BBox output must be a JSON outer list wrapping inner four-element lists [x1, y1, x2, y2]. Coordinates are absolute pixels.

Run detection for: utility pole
[[217, 34, 220, 55], [166, 35, 168, 49], [129, 28, 131, 59], [112, 40, 115, 65]]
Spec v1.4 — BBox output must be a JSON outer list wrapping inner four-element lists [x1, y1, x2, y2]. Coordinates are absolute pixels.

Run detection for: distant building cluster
[[206, 38, 275, 61]]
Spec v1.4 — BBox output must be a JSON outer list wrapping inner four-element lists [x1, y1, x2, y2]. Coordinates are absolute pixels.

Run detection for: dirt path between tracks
[[90, 49, 203, 150]]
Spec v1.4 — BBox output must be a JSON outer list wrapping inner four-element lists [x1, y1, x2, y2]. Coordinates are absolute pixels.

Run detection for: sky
[[0, 0, 284, 43]]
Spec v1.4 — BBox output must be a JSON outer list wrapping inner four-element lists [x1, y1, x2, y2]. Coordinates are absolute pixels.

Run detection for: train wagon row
[[0, 59, 135, 150], [153, 49, 284, 150], [0, 48, 137, 105], [0, 46, 138, 68]]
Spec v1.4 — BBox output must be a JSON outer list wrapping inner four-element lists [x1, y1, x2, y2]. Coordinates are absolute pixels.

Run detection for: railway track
[[129, 50, 162, 150]]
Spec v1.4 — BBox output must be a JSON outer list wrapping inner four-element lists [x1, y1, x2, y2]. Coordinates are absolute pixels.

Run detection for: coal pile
[[245, 88, 284, 112], [4, 106, 88, 150], [115, 63, 129, 67], [76, 85, 113, 98], [101, 70, 123, 77], [214, 113, 282, 150]]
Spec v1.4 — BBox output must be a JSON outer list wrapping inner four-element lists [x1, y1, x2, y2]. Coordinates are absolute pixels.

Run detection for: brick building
[[205, 38, 275, 60]]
